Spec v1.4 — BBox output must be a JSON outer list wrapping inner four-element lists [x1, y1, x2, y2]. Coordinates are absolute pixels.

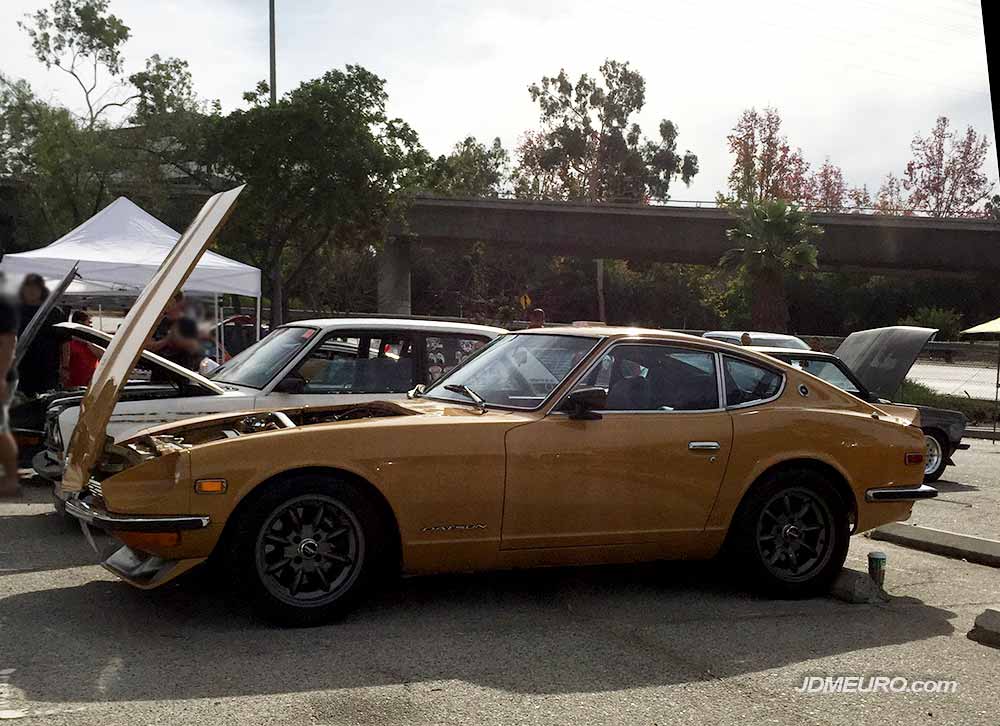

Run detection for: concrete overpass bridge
[[380, 196, 1000, 314]]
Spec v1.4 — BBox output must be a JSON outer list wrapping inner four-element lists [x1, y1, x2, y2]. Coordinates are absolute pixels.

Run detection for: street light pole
[[268, 0, 277, 104]]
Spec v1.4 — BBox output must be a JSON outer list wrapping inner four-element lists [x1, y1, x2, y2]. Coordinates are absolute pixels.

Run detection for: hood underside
[[63, 186, 245, 493], [834, 326, 937, 400]]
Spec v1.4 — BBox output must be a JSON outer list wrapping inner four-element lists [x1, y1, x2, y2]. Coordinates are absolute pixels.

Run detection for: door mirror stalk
[[274, 375, 306, 394], [564, 386, 607, 420]]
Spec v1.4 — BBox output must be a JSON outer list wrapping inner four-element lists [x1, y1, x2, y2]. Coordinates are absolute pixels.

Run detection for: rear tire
[[922, 431, 948, 483], [228, 474, 387, 626], [731, 469, 849, 598]]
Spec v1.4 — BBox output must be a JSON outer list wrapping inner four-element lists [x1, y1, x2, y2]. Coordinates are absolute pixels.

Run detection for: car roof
[[751, 346, 838, 360], [705, 330, 807, 342], [286, 318, 507, 336], [518, 325, 712, 342]]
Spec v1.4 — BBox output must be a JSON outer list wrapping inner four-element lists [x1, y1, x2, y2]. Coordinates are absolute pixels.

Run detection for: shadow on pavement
[[1, 553, 957, 704], [931, 480, 979, 494], [0, 510, 107, 575]]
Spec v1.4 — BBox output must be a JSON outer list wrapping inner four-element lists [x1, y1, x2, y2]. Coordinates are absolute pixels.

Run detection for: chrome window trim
[[721, 353, 787, 410], [550, 340, 726, 415]]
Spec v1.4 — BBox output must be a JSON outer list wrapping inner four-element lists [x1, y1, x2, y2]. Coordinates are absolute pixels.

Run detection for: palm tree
[[720, 198, 822, 332]]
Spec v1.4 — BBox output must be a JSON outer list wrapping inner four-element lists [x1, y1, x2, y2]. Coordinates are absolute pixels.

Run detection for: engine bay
[[94, 402, 410, 478]]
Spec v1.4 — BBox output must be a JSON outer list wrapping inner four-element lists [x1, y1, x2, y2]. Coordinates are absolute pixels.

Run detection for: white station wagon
[[35, 318, 505, 486]]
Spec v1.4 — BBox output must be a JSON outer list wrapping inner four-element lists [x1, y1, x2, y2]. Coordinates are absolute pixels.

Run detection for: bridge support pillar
[[377, 236, 411, 315]]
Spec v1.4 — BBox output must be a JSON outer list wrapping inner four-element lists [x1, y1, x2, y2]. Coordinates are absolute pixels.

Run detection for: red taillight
[[905, 452, 925, 466]]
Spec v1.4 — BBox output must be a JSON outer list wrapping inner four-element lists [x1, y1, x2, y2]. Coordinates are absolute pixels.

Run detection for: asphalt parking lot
[[1, 463, 998, 726], [909, 438, 1000, 540]]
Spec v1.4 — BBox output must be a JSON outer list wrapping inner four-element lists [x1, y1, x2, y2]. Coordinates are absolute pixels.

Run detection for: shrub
[[899, 306, 963, 340]]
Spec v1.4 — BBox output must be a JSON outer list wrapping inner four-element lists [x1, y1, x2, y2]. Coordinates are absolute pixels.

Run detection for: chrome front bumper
[[865, 484, 938, 503], [64, 495, 210, 533]]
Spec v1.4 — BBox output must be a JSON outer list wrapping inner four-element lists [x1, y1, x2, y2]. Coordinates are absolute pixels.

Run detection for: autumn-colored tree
[[875, 117, 994, 217], [719, 198, 822, 332], [903, 117, 993, 216], [875, 173, 912, 215], [724, 107, 811, 203], [808, 160, 847, 211]]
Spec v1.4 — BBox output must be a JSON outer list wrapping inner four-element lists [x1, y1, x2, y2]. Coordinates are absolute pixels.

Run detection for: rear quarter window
[[724, 356, 783, 407]]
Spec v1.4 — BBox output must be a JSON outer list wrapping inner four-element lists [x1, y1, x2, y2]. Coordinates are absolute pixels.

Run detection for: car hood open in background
[[62, 186, 244, 494], [54, 321, 226, 396], [834, 326, 937, 400]]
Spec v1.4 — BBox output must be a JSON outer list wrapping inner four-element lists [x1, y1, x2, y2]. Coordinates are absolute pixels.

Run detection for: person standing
[[146, 290, 202, 371], [16, 274, 66, 396], [61, 311, 101, 387], [0, 285, 19, 496], [527, 308, 546, 329]]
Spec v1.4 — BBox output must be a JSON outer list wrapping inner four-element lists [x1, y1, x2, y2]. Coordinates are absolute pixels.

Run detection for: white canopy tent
[[0, 196, 262, 341], [962, 315, 1000, 441]]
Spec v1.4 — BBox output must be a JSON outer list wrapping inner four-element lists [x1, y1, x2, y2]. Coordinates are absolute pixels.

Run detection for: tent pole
[[994, 339, 999, 444], [255, 296, 262, 341], [214, 295, 221, 364]]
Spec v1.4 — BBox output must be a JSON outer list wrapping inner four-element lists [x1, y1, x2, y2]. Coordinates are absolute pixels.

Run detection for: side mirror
[[274, 374, 305, 394], [408, 383, 426, 399], [563, 386, 607, 420]]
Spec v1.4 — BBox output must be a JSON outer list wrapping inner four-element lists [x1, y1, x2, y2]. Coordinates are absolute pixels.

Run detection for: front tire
[[922, 431, 948, 483], [731, 469, 849, 598], [228, 474, 386, 626]]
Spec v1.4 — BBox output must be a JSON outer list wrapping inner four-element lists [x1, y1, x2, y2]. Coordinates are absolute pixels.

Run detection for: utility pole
[[269, 0, 277, 104]]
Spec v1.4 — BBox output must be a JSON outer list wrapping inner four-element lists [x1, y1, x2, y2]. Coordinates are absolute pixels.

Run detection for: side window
[[424, 334, 489, 384], [568, 345, 719, 411], [723, 356, 783, 406], [287, 332, 416, 394]]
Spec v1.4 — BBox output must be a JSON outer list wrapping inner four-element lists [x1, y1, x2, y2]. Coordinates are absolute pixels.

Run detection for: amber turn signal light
[[904, 452, 925, 466], [194, 478, 228, 494], [118, 531, 181, 551]]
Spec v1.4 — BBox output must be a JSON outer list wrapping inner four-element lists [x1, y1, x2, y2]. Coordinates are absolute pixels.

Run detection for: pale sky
[[0, 0, 995, 201]]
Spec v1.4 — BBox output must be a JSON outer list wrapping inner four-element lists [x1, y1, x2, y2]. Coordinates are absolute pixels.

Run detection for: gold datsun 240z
[[63, 188, 936, 624]]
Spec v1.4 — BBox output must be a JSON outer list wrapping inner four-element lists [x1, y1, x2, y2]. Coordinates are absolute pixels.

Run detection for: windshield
[[423, 333, 600, 409], [209, 326, 318, 389]]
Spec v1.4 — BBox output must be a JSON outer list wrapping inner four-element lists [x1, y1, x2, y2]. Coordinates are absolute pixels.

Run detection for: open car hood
[[54, 321, 226, 396], [834, 326, 937, 400], [62, 186, 244, 493]]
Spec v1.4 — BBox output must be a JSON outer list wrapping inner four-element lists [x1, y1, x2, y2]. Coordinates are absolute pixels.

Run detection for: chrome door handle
[[688, 441, 721, 451]]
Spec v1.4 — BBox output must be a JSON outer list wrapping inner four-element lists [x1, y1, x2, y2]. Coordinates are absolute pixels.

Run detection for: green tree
[[514, 59, 698, 320], [19, 0, 132, 129], [2, 0, 203, 247], [206, 68, 428, 326], [515, 60, 697, 203], [424, 136, 508, 197], [720, 198, 822, 332]]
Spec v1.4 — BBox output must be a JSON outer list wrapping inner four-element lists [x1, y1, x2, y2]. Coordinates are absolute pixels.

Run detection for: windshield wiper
[[444, 384, 487, 414]]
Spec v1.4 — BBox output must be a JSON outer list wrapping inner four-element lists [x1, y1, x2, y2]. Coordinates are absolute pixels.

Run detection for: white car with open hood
[[36, 317, 504, 492]]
